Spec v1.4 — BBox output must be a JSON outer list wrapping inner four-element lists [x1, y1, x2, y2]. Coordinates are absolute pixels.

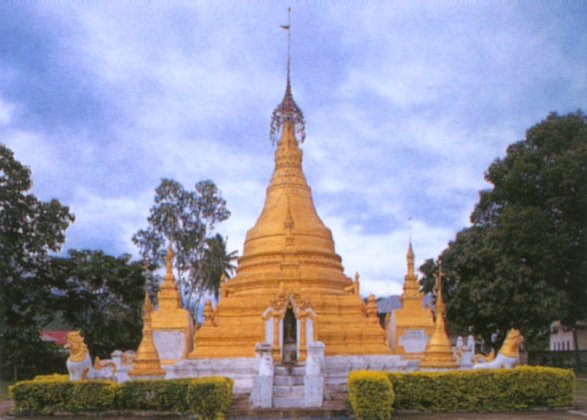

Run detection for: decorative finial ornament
[[270, 7, 306, 145]]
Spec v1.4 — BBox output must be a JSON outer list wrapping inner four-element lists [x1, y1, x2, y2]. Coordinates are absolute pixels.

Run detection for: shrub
[[9, 380, 73, 415], [117, 379, 193, 412], [348, 371, 394, 420], [10, 376, 234, 417], [70, 381, 118, 411], [386, 366, 575, 412], [186, 377, 234, 418]]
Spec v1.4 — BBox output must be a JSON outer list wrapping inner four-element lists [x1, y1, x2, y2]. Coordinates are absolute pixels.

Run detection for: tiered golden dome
[[189, 78, 390, 359]]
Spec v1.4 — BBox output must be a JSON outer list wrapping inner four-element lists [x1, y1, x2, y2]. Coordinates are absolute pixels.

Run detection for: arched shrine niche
[[262, 292, 317, 363]]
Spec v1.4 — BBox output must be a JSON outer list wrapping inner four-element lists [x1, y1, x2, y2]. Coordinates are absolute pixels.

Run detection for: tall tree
[[0, 144, 74, 379], [48, 250, 146, 358], [132, 179, 231, 316], [420, 112, 587, 349]]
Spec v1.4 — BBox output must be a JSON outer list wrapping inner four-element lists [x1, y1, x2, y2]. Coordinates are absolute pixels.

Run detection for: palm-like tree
[[201, 234, 238, 299]]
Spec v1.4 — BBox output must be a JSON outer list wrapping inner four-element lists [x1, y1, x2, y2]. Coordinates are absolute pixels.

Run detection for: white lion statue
[[473, 329, 524, 369], [65, 331, 116, 381]]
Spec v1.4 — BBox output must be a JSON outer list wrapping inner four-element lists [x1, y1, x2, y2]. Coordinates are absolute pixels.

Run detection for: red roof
[[41, 330, 73, 346]]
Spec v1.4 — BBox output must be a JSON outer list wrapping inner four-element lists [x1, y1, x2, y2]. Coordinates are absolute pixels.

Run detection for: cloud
[[1, 2, 585, 297]]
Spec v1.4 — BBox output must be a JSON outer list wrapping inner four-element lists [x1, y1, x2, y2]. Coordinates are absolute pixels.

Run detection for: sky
[[1, 1, 586, 297]]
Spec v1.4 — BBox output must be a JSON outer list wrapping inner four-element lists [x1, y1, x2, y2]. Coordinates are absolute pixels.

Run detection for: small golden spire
[[435, 260, 446, 314], [420, 259, 457, 369], [407, 240, 415, 277], [157, 243, 182, 310], [129, 292, 166, 377], [165, 244, 173, 282]]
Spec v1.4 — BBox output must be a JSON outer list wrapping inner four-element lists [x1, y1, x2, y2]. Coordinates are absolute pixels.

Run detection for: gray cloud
[[1, 2, 585, 296]]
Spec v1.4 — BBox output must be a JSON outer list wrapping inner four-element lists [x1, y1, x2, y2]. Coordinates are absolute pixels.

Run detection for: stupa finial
[[435, 260, 446, 313], [270, 7, 306, 145], [165, 244, 173, 282], [407, 240, 415, 276]]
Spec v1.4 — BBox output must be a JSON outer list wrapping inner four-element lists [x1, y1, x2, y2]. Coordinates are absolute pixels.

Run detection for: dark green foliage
[[185, 377, 234, 418], [419, 112, 587, 348], [132, 178, 234, 316], [348, 371, 394, 419], [69, 381, 118, 412], [0, 144, 74, 380], [9, 379, 74, 415], [9, 376, 234, 416], [47, 250, 146, 358], [117, 379, 193, 412]]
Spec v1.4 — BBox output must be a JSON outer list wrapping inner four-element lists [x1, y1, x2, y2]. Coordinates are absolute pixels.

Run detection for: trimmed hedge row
[[349, 366, 575, 419], [9, 376, 233, 417], [348, 371, 394, 420]]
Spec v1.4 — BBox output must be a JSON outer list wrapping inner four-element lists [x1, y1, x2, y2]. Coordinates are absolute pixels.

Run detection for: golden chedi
[[151, 245, 193, 364], [389, 242, 434, 358], [190, 74, 390, 360], [420, 262, 458, 369], [129, 292, 166, 378]]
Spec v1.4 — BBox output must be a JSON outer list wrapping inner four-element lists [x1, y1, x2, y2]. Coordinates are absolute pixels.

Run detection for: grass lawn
[[577, 376, 587, 395]]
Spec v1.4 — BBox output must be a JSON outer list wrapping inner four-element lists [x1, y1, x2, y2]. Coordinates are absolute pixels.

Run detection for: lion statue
[[65, 331, 116, 381], [473, 328, 524, 369]]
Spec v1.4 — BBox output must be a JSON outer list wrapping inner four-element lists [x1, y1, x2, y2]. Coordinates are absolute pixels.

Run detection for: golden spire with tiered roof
[[420, 261, 458, 368], [189, 15, 390, 359], [150, 245, 193, 363], [389, 241, 434, 357], [129, 292, 166, 378]]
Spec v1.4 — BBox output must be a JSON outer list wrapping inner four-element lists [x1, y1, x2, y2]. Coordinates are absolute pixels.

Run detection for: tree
[[132, 178, 232, 316], [0, 144, 74, 379], [48, 250, 146, 358], [201, 234, 238, 299], [420, 112, 587, 349]]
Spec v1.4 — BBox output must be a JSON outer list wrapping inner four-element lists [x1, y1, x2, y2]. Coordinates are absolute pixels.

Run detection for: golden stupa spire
[[129, 292, 166, 377], [400, 239, 420, 301], [157, 244, 182, 310], [420, 260, 458, 369], [270, 7, 305, 145]]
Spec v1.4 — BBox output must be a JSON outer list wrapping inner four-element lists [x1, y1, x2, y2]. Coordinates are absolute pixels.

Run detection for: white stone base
[[323, 355, 416, 399], [165, 357, 258, 394]]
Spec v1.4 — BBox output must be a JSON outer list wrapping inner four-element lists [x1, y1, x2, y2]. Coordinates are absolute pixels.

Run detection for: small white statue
[[65, 331, 116, 381]]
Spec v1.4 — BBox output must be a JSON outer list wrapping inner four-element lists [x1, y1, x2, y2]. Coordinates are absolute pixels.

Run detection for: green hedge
[[9, 380, 115, 415], [348, 371, 394, 419], [9, 376, 233, 417], [348, 366, 575, 416]]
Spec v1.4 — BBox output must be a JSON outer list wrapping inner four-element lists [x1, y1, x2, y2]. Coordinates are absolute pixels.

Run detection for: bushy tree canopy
[[0, 144, 74, 379], [420, 112, 587, 348], [48, 250, 146, 358]]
